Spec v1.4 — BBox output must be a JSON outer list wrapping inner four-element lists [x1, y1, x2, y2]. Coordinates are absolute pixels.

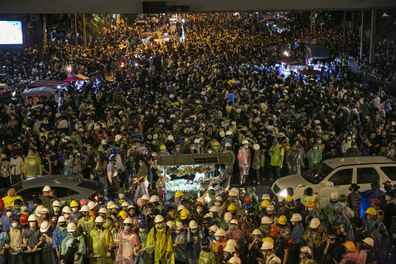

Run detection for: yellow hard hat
[[277, 215, 287, 225], [180, 208, 190, 220], [285, 195, 293, 203], [344, 241, 357, 252], [365, 207, 377, 216], [175, 191, 184, 198], [262, 236, 274, 244], [70, 200, 79, 208], [261, 200, 269, 208], [160, 144, 166, 151], [227, 203, 238, 212], [118, 210, 127, 220], [212, 141, 220, 147]]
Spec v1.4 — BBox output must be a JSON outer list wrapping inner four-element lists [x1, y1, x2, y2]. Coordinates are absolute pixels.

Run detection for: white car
[[272, 156, 396, 205]]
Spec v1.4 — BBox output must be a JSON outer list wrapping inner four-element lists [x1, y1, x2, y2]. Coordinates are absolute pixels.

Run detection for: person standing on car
[[9, 152, 24, 185]]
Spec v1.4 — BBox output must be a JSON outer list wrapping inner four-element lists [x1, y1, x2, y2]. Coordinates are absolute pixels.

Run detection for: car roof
[[323, 156, 395, 169], [21, 175, 81, 188]]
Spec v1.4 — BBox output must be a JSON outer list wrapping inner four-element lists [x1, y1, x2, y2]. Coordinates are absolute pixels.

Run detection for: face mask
[[6, 212, 12, 218], [69, 232, 76, 237], [124, 226, 131, 232], [139, 228, 146, 233], [29, 222, 36, 228], [96, 224, 103, 228], [175, 230, 181, 234], [11, 222, 18, 228], [71, 208, 78, 213], [191, 229, 198, 234], [21, 206, 28, 212]]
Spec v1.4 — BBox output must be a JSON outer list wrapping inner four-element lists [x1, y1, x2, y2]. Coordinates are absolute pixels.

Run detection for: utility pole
[[359, 10, 364, 60], [83, 14, 87, 48], [369, 9, 376, 64], [74, 14, 78, 46], [42, 15, 47, 51]]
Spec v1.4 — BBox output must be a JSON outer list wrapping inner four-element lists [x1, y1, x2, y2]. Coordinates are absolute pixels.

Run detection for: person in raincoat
[[60, 223, 86, 264], [306, 144, 322, 169], [136, 220, 152, 264], [23, 148, 42, 179], [144, 214, 174, 264], [115, 217, 140, 264], [89, 216, 113, 264], [286, 141, 305, 175], [237, 140, 251, 185]]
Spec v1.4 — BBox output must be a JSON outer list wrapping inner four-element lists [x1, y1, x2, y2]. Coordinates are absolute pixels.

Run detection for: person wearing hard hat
[[52, 200, 62, 217], [251, 143, 265, 185], [62, 206, 73, 224], [276, 215, 290, 240], [289, 213, 304, 260], [187, 220, 202, 264], [39, 220, 55, 263], [226, 219, 242, 242], [213, 228, 227, 254], [173, 221, 188, 264], [269, 223, 289, 264], [144, 214, 173, 264], [60, 222, 86, 264], [303, 217, 326, 261], [299, 246, 314, 264], [321, 192, 339, 224], [198, 238, 215, 264], [70, 200, 81, 221], [136, 220, 153, 264], [247, 229, 263, 262], [89, 216, 114, 264], [223, 243, 236, 263], [359, 237, 375, 264], [259, 216, 273, 237], [259, 238, 281, 264], [174, 191, 184, 206], [237, 139, 251, 185], [40, 185, 55, 215], [98, 207, 114, 230], [339, 241, 364, 264], [333, 203, 354, 242], [179, 208, 191, 225], [77, 204, 94, 256], [115, 217, 141, 264], [22, 213, 41, 261], [52, 216, 68, 263]]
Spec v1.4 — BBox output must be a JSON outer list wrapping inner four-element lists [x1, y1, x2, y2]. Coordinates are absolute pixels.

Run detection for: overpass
[[0, 0, 395, 14]]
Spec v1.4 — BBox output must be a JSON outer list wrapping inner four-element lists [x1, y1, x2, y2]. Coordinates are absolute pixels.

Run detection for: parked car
[[272, 156, 396, 205], [2, 175, 98, 202]]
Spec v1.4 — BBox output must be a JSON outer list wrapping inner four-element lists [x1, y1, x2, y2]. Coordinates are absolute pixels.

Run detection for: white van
[[271, 156, 396, 205]]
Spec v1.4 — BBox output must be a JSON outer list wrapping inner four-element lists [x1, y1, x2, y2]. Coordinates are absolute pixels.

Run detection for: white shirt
[[9, 156, 24, 175]]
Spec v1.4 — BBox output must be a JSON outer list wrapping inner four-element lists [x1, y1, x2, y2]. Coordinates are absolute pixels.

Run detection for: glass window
[[380, 166, 396, 181], [302, 163, 333, 184], [329, 169, 353, 186], [52, 187, 78, 198], [357, 168, 379, 184], [16, 187, 42, 201]]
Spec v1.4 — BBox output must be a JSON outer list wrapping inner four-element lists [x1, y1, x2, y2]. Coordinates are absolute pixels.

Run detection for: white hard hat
[[204, 213, 213, 219], [154, 214, 164, 223], [225, 142, 232, 147], [230, 219, 238, 225], [261, 216, 273, 225], [253, 144, 260, 150], [252, 229, 261, 235], [226, 239, 237, 249], [175, 221, 184, 230], [229, 188, 239, 197], [209, 206, 218, 213], [79, 205, 89, 213], [67, 222, 76, 232], [52, 200, 61, 207], [209, 225, 218, 233], [40, 221, 50, 233], [189, 220, 198, 229], [87, 201, 98, 210], [242, 139, 249, 145], [309, 218, 321, 229], [228, 256, 241, 264], [58, 216, 66, 223], [224, 244, 235, 253], [95, 216, 104, 223], [141, 194, 150, 201], [115, 134, 122, 142], [261, 241, 274, 250], [262, 194, 270, 200], [28, 214, 37, 222], [290, 213, 302, 222], [98, 208, 108, 214], [149, 195, 160, 203], [215, 228, 226, 237], [62, 206, 71, 214], [121, 202, 129, 207], [268, 256, 281, 264], [363, 237, 374, 247], [266, 204, 274, 212], [224, 212, 233, 221], [42, 185, 52, 192], [35, 205, 44, 217], [226, 130, 233, 136], [123, 217, 133, 224], [177, 205, 186, 212], [300, 246, 312, 255]]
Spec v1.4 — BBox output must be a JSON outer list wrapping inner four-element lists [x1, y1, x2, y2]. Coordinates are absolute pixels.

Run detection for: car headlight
[[279, 189, 288, 198]]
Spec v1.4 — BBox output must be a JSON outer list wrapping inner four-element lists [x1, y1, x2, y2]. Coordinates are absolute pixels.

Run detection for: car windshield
[[302, 162, 333, 184]]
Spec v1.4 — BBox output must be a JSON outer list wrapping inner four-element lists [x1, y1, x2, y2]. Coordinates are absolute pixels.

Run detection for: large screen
[[0, 21, 23, 45]]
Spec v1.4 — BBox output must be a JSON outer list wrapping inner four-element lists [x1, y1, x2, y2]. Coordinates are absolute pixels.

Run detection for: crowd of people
[[0, 11, 395, 263]]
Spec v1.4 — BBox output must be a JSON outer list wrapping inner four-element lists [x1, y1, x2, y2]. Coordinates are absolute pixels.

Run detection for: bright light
[[12, 91, 16, 97], [182, 19, 185, 23], [65, 65, 72, 73], [120, 62, 125, 68], [279, 189, 288, 198], [283, 50, 290, 57]]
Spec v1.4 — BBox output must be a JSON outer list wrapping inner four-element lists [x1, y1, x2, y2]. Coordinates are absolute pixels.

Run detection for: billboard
[[0, 20, 23, 45]]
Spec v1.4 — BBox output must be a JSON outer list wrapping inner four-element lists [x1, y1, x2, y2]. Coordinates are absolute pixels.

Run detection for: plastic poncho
[[60, 234, 86, 264], [145, 225, 174, 264], [89, 228, 113, 264]]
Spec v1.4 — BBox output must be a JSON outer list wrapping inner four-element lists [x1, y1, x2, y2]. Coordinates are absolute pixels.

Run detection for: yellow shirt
[[2, 194, 23, 208]]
